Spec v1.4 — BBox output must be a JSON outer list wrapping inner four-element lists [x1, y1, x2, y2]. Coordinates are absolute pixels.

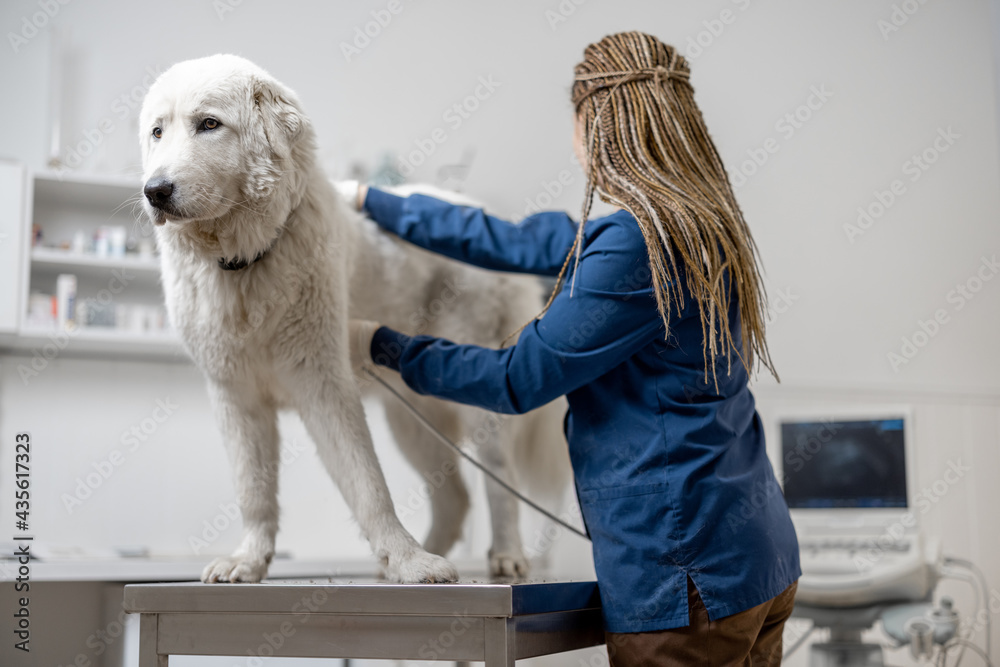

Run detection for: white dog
[[139, 54, 569, 583]]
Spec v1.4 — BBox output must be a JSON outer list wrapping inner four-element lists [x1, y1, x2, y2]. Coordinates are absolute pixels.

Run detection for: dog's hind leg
[[472, 411, 530, 579], [294, 364, 459, 583], [383, 397, 469, 558], [202, 385, 280, 583]]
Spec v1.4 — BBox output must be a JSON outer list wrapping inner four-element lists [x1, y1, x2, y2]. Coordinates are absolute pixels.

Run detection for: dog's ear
[[243, 76, 308, 203], [250, 76, 305, 154]]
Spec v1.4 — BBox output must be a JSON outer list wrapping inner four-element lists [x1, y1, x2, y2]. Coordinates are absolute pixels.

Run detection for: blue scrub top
[[363, 188, 801, 633]]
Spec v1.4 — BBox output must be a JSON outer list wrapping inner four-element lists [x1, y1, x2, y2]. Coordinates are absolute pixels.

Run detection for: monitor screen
[[780, 418, 907, 509]]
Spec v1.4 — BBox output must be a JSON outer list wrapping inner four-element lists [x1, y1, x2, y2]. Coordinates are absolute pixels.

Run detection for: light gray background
[[0, 1, 998, 666]]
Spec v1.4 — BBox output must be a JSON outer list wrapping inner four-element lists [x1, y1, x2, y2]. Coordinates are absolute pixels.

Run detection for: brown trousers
[[606, 578, 798, 667]]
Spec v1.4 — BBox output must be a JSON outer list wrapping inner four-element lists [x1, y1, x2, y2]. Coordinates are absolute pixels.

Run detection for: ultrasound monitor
[[776, 409, 915, 534], [782, 418, 907, 508]]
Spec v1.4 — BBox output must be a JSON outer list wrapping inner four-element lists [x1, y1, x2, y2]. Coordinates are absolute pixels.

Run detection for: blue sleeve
[[364, 188, 579, 276], [370, 217, 664, 414]]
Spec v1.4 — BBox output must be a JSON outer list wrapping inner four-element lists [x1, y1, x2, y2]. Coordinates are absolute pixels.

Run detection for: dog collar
[[218, 251, 267, 271], [217, 207, 293, 271]]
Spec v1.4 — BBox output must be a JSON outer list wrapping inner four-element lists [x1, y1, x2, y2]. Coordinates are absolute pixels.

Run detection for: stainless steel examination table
[[123, 577, 605, 666]]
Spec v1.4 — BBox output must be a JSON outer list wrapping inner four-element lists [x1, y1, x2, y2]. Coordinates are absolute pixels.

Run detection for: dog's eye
[[199, 118, 221, 131], [152, 127, 162, 139]]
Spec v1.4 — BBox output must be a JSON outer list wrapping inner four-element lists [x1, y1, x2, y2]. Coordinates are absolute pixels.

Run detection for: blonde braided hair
[[548, 31, 778, 387]]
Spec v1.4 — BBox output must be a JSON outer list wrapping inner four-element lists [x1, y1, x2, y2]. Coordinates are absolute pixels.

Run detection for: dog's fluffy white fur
[[139, 54, 569, 583]]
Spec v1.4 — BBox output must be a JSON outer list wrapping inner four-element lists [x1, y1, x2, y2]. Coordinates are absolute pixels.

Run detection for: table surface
[[124, 577, 603, 617], [0, 557, 376, 583], [0, 555, 489, 582], [126, 578, 606, 666]]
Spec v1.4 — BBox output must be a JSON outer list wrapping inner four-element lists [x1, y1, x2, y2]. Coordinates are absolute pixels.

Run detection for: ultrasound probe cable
[[363, 367, 590, 540]]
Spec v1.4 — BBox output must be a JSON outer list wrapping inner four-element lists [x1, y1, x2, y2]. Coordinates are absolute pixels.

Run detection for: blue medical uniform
[[363, 188, 800, 633]]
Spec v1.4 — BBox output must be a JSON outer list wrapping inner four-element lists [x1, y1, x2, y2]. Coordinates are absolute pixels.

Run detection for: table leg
[[484, 617, 514, 667], [139, 613, 168, 667]]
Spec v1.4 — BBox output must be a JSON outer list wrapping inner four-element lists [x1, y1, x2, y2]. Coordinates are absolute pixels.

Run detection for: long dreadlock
[[534, 31, 778, 387]]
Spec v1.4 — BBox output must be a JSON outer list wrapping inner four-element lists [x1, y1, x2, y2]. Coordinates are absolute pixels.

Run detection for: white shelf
[[30, 247, 161, 274], [0, 167, 183, 360], [7, 326, 185, 361], [32, 170, 143, 210], [19, 325, 175, 343], [34, 169, 143, 189]]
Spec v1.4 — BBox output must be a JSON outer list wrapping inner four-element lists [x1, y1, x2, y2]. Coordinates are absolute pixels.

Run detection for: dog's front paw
[[386, 549, 459, 583], [489, 549, 530, 580], [201, 555, 269, 583]]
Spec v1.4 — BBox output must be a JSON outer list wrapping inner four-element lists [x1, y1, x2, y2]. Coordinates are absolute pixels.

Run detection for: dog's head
[[139, 55, 311, 251]]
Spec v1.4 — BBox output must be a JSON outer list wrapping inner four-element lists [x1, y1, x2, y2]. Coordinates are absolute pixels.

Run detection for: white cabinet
[[0, 165, 184, 360], [0, 161, 27, 334]]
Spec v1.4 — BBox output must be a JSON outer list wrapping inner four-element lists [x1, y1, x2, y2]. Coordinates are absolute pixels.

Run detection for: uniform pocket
[[578, 481, 669, 501]]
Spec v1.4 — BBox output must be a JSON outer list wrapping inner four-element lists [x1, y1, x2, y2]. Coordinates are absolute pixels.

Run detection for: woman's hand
[[348, 319, 381, 375], [334, 180, 369, 211]]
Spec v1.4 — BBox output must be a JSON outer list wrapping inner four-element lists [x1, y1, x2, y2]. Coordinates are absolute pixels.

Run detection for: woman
[[345, 31, 800, 666]]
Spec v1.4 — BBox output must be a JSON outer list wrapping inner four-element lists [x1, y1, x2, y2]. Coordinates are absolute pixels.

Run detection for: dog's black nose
[[144, 178, 174, 208]]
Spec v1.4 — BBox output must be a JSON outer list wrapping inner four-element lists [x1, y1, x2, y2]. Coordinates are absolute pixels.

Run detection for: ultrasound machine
[[774, 408, 991, 666]]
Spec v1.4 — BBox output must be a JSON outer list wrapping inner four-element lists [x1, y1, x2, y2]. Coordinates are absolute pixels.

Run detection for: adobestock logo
[[7, 0, 72, 54], [61, 397, 180, 514], [877, 0, 933, 40], [684, 0, 753, 60], [887, 254, 998, 372], [396, 75, 502, 177], [844, 126, 959, 244], [339, 0, 413, 63], [730, 85, 833, 189]]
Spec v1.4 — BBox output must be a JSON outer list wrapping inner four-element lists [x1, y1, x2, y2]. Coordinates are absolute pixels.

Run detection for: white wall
[[0, 0, 998, 665], [3, 0, 998, 391]]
